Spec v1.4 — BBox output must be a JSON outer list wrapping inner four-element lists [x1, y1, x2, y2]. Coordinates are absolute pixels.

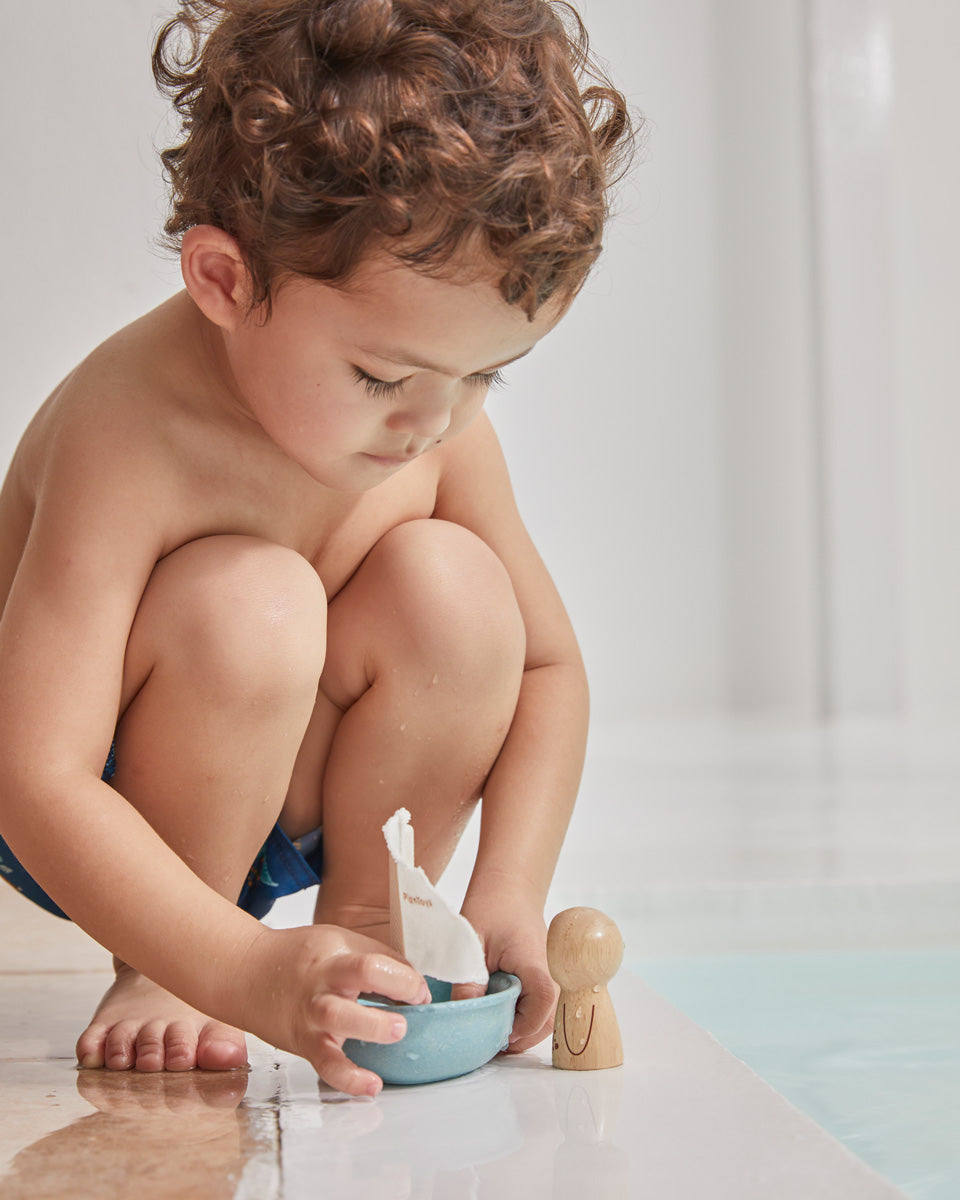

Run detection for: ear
[[180, 226, 253, 331]]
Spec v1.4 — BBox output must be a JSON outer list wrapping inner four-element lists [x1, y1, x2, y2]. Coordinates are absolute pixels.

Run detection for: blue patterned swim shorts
[[0, 744, 322, 921]]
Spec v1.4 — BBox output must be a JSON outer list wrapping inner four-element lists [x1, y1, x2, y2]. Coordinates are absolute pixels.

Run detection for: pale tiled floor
[[3, 717, 957, 1198]]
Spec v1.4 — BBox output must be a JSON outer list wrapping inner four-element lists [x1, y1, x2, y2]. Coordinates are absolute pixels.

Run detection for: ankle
[[314, 897, 391, 944]]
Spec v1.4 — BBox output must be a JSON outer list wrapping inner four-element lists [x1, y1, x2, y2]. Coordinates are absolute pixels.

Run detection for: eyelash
[[352, 367, 507, 397]]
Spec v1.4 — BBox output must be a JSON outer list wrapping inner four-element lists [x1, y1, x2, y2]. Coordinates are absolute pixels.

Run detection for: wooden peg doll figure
[[547, 907, 624, 1070]]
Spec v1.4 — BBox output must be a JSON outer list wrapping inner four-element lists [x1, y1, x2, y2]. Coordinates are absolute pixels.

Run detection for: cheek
[[226, 327, 373, 450], [273, 392, 355, 445], [239, 349, 348, 436], [228, 338, 294, 409], [452, 389, 489, 434]]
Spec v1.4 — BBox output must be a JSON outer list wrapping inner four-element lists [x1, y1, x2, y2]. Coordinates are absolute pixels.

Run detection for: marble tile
[[0, 971, 108, 1062], [0, 1058, 273, 1200], [0, 880, 111, 974], [4, 717, 946, 1197], [0, 973, 907, 1200], [267, 974, 906, 1200]]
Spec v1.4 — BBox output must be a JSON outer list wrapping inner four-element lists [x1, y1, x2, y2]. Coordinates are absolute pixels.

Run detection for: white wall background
[[1, 1, 958, 725]]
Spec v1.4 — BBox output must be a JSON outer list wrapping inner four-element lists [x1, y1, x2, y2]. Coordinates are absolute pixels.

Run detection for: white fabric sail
[[382, 808, 489, 987]]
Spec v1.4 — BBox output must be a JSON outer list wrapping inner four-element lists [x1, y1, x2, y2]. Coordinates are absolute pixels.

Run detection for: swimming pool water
[[630, 948, 960, 1200]]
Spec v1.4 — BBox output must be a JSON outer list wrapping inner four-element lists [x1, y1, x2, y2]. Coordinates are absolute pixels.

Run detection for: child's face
[[221, 254, 561, 491]]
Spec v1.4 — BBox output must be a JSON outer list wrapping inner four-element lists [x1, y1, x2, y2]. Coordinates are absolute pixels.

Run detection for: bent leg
[[77, 536, 326, 1072], [285, 519, 526, 943]]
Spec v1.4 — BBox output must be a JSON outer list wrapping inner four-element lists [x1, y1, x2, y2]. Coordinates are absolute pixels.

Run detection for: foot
[[314, 896, 392, 950], [76, 961, 248, 1072]]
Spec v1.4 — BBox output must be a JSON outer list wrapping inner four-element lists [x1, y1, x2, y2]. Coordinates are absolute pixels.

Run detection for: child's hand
[[241, 924, 430, 1096], [452, 884, 559, 1053]]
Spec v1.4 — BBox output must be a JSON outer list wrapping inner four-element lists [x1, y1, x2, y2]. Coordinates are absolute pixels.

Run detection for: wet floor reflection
[[553, 1068, 630, 1200], [2, 1037, 634, 1199], [273, 1053, 629, 1199], [3, 1068, 259, 1200]]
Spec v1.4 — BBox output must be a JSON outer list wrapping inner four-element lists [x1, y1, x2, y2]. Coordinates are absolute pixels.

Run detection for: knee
[[136, 536, 327, 705], [369, 520, 526, 671]]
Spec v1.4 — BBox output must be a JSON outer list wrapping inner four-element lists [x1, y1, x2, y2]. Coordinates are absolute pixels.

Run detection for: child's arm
[[434, 413, 590, 1049], [0, 424, 427, 1093]]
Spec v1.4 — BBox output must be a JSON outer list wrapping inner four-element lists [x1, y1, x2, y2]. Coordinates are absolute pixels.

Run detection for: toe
[[134, 1020, 168, 1072], [103, 1021, 139, 1070], [76, 1023, 109, 1069], [196, 1022, 248, 1071], [163, 1021, 199, 1071]]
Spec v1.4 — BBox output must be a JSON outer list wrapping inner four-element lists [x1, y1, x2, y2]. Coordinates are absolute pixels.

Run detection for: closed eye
[[464, 369, 507, 390], [352, 366, 406, 397], [352, 366, 508, 396]]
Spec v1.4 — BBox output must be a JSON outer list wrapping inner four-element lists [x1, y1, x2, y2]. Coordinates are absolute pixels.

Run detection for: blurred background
[[2, 0, 958, 728]]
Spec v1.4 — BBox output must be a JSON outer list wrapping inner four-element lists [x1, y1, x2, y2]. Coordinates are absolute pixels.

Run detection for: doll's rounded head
[[547, 907, 624, 991]]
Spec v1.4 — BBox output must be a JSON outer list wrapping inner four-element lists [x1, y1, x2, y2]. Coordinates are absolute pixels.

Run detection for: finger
[[309, 992, 410, 1046], [327, 952, 430, 1005], [450, 982, 487, 1001], [506, 971, 558, 1052], [505, 1011, 555, 1054], [309, 1034, 387, 1097]]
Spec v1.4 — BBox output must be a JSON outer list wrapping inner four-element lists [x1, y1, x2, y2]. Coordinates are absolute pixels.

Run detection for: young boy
[[0, 0, 631, 1097]]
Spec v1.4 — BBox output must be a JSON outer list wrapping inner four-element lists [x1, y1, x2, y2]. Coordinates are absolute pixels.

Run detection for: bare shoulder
[[0, 303, 208, 780], [0, 304, 201, 609], [0, 292, 250, 638], [15, 306, 194, 539]]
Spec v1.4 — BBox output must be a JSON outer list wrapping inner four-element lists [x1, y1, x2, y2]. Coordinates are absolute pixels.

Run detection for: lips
[[365, 441, 431, 464], [364, 451, 418, 467]]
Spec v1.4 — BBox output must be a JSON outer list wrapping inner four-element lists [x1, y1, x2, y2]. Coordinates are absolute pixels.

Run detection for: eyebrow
[[355, 345, 533, 376]]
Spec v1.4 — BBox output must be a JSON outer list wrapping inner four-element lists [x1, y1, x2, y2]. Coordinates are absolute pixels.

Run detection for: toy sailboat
[[382, 808, 489, 986]]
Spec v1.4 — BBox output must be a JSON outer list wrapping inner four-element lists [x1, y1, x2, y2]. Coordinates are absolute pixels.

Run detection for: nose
[[386, 383, 455, 440]]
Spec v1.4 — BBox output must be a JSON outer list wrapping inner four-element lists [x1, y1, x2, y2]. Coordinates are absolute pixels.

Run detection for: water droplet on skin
[[575, 1007, 583, 1019], [431, 674, 439, 686], [579, 1036, 586, 1046], [399, 724, 407, 733], [593, 984, 601, 993]]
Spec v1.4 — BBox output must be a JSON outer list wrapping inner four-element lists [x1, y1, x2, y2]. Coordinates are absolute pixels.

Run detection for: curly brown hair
[[152, 0, 636, 318]]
